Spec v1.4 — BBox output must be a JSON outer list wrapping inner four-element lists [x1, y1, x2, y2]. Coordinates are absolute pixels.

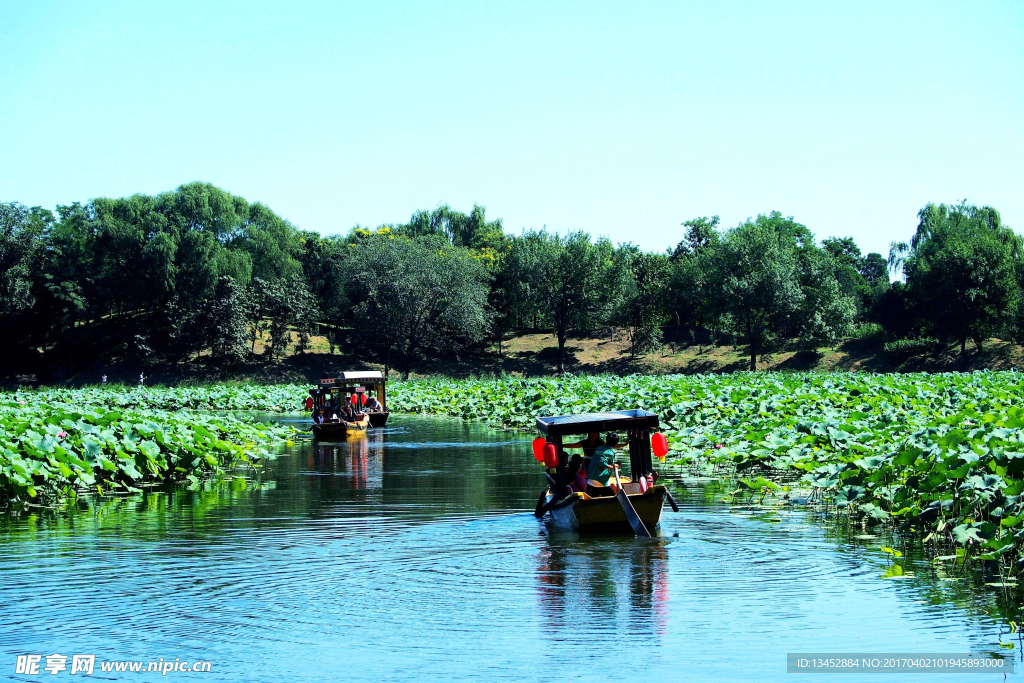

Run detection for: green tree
[[201, 277, 251, 364], [716, 213, 804, 370], [667, 216, 723, 349], [347, 235, 490, 377], [509, 230, 609, 372], [251, 276, 320, 360], [860, 252, 889, 287], [0, 203, 41, 319], [401, 204, 504, 249], [796, 248, 857, 347], [890, 201, 1019, 356], [615, 248, 669, 355], [671, 216, 720, 259], [0, 203, 46, 367]]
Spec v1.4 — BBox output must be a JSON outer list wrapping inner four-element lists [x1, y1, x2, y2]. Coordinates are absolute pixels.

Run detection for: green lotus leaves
[[389, 370, 1024, 563], [0, 385, 295, 504]]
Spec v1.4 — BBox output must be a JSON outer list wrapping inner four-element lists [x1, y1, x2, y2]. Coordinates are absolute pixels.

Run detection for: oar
[[613, 465, 651, 538]]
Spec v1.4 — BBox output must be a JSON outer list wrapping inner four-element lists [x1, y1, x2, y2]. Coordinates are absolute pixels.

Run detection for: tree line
[[1, 182, 1020, 378]]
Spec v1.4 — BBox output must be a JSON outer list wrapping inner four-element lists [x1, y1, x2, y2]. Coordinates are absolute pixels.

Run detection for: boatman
[[586, 433, 627, 497]]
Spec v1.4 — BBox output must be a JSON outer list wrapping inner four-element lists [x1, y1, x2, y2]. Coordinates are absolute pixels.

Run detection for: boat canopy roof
[[343, 371, 383, 380], [535, 409, 659, 437], [315, 370, 385, 389]]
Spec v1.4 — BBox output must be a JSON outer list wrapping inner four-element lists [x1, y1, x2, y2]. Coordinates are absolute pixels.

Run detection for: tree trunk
[[749, 340, 757, 371], [557, 328, 566, 373], [960, 337, 967, 357]]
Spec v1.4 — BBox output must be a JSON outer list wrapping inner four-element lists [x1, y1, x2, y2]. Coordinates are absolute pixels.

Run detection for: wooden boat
[[534, 409, 675, 534], [546, 485, 668, 533], [311, 415, 369, 440], [309, 371, 390, 428], [367, 411, 390, 428]]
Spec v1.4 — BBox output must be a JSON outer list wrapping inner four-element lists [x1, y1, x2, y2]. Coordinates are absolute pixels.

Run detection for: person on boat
[[565, 432, 602, 470], [586, 433, 626, 497], [312, 408, 324, 425], [365, 395, 382, 412], [567, 454, 588, 493], [338, 399, 356, 423]]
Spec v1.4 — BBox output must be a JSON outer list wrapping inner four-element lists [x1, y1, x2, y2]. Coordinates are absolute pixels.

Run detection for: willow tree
[[890, 202, 1020, 356]]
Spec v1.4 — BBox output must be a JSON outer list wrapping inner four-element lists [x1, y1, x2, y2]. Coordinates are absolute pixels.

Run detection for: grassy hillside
[[32, 327, 1024, 387]]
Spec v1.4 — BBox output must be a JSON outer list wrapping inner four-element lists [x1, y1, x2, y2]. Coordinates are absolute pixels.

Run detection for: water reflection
[[309, 430, 385, 490], [0, 415, 1014, 682], [538, 535, 670, 637]]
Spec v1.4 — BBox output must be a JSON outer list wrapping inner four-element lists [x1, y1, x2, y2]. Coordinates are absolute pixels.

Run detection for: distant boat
[[308, 371, 390, 431], [311, 414, 370, 440]]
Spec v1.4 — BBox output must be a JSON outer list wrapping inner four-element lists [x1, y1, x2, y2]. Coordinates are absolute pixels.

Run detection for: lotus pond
[[0, 415, 1020, 682], [0, 386, 298, 504], [391, 371, 1024, 580]]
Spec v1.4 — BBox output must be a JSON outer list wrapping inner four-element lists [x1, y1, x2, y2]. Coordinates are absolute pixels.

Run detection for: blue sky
[[1, 0, 1021, 257]]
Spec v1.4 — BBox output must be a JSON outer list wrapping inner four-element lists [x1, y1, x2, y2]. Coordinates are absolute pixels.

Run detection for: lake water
[[0, 415, 1017, 682]]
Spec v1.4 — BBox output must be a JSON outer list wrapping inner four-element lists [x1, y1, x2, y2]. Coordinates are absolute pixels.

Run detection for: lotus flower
[[57, 431, 68, 439], [715, 443, 724, 449]]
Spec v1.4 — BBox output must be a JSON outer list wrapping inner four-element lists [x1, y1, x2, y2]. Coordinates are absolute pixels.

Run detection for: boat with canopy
[[308, 371, 390, 439], [532, 409, 677, 535]]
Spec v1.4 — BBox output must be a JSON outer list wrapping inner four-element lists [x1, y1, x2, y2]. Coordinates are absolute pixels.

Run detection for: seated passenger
[[338, 401, 356, 422], [586, 433, 625, 497], [312, 408, 324, 425], [365, 395, 383, 412], [567, 454, 587, 493]]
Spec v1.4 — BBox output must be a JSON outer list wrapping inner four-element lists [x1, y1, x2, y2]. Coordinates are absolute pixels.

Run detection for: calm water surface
[[0, 416, 1017, 682]]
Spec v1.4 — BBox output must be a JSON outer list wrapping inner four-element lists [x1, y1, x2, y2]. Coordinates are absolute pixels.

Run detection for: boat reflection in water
[[537, 531, 670, 637], [308, 429, 386, 490]]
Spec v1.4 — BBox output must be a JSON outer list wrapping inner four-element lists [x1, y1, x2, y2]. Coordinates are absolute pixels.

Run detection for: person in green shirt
[[586, 433, 626, 495]]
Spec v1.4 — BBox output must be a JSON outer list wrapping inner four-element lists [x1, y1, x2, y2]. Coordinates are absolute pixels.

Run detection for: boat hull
[[311, 416, 369, 440], [367, 412, 389, 428], [548, 486, 666, 533]]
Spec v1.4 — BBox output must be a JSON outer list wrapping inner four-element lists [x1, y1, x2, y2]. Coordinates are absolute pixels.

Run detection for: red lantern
[[652, 432, 668, 458], [350, 394, 357, 405], [543, 444, 558, 469], [532, 437, 546, 462]]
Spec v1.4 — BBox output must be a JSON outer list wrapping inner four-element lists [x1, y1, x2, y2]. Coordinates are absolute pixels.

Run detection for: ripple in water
[[0, 416, 1010, 682]]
